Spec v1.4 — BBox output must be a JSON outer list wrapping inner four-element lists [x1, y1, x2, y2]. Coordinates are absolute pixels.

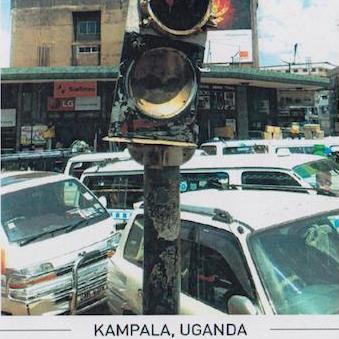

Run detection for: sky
[[0, 0, 339, 68]]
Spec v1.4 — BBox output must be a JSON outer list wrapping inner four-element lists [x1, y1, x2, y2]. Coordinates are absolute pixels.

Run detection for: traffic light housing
[[108, 0, 213, 147]]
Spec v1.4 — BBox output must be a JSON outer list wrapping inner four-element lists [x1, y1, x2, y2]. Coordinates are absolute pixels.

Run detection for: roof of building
[[1, 65, 331, 89], [180, 189, 339, 230], [202, 65, 331, 90], [1, 66, 119, 82]]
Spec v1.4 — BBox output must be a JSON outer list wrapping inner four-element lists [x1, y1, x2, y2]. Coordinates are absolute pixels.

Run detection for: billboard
[[204, 0, 252, 64]]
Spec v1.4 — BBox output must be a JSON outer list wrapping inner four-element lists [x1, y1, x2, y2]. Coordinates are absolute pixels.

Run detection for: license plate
[[78, 286, 105, 303]]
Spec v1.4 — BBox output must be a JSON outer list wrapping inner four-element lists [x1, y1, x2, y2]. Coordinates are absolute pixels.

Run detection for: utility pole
[[107, 0, 213, 314]]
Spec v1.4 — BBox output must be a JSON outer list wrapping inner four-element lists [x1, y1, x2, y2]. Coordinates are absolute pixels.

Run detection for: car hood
[[5, 217, 114, 270]]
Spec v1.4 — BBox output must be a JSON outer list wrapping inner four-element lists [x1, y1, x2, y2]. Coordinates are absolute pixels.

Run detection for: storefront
[[1, 67, 117, 152], [199, 66, 331, 143], [1, 65, 331, 153]]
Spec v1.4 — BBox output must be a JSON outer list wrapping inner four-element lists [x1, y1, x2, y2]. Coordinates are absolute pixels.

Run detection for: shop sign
[[1, 109, 16, 127], [54, 81, 97, 98], [47, 97, 75, 111], [75, 96, 101, 111]]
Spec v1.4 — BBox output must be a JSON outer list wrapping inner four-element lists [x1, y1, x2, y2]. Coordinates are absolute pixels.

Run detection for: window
[[79, 21, 99, 35], [180, 172, 229, 192], [249, 211, 339, 314], [37, 45, 50, 66], [78, 46, 100, 53], [73, 11, 101, 41], [241, 171, 301, 187], [200, 145, 217, 155], [192, 223, 256, 312], [124, 215, 144, 267], [122, 216, 256, 313], [1, 179, 108, 244], [83, 174, 144, 210]]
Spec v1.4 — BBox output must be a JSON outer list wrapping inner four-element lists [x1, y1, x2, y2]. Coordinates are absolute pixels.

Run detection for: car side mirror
[[227, 295, 258, 315], [98, 196, 108, 208]]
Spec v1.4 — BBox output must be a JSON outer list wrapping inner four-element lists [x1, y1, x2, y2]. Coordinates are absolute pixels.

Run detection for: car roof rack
[[228, 184, 337, 197], [180, 204, 233, 223]]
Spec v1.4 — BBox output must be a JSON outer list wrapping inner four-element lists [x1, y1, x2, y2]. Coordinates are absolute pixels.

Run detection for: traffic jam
[[1, 137, 339, 315]]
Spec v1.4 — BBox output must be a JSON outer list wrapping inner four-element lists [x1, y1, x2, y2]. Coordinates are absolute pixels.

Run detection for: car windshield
[[1, 179, 109, 244], [248, 210, 339, 314], [293, 159, 339, 196]]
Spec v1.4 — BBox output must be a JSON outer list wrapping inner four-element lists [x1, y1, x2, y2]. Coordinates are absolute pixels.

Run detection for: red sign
[[47, 97, 75, 111], [54, 81, 97, 98], [239, 50, 249, 58]]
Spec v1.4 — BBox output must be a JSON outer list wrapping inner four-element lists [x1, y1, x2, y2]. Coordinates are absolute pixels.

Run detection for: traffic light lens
[[148, 0, 211, 35], [127, 48, 197, 120]]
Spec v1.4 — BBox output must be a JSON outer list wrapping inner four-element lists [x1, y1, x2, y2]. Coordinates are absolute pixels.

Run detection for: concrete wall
[[11, 0, 127, 67]]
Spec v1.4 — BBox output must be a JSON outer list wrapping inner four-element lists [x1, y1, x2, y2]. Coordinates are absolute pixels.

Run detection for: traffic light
[[108, 0, 214, 146]]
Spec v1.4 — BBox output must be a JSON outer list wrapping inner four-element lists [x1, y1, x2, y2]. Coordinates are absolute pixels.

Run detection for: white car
[[80, 153, 339, 222], [64, 149, 130, 178], [1, 171, 119, 315], [106, 190, 339, 315], [199, 137, 339, 156]]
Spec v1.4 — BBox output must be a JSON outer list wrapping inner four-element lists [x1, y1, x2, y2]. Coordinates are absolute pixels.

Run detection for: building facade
[[11, 0, 259, 68], [11, 0, 128, 67]]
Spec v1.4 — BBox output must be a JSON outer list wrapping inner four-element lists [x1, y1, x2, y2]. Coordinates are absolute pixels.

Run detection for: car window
[[293, 159, 339, 196], [180, 172, 229, 192], [70, 161, 96, 178], [241, 171, 301, 187], [123, 215, 144, 267], [191, 223, 257, 313], [122, 216, 256, 314], [123, 217, 197, 270], [249, 211, 339, 314], [276, 146, 314, 154], [1, 179, 109, 244], [83, 174, 144, 209], [222, 146, 254, 155], [200, 146, 217, 155]]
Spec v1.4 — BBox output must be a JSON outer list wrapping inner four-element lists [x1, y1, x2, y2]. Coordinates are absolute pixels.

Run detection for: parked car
[[199, 137, 339, 157], [200, 140, 255, 156], [79, 153, 339, 222], [64, 149, 130, 178], [0, 171, 119, 315], [106, 189, 339, 315]]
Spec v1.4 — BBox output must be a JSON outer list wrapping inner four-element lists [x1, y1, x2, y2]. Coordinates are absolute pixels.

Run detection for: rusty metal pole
[[128, 144, 194, 315], [143, 165, 180, 314]]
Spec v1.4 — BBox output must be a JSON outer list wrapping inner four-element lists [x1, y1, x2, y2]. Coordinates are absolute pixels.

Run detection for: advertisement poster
[[204, 0, 253, 63], [20, 125, 47, 145]]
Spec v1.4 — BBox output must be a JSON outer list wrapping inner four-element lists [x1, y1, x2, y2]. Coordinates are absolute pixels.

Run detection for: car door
[[107, 214, 225, 314], [181, 218, 259, 314]]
